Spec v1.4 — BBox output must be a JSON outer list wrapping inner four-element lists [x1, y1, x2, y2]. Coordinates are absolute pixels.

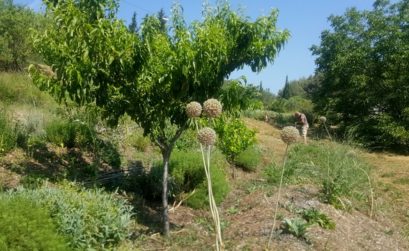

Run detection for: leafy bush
[[10, 182, 133, 250], [215, 118, 256, 162], [131, 150, 230, 209], [0, 111, 16, 154], [234, 145, 262, 171], [265, 142, 372, 210], [0, 196, 70, 251]]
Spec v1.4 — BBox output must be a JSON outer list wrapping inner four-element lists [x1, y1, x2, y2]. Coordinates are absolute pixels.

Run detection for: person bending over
[[294, 111, 309, 144]]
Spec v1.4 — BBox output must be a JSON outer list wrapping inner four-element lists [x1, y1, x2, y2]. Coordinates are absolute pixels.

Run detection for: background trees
[[30, 0, 289, 235], [0, 0, 46, 71], [311, 0, 409, 150]]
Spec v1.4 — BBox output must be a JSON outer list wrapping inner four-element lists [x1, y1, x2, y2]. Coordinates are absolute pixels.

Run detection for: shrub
[[215, 118, 256, 162], [0, 196, 70, 251], [234, 145, 262, 171], [126, 133, 151, 151], [132, 150, 230, 209], [0, 111, 16, 154], [10, 182, 133, 250], [45, 119, 93, 148], [272, 112, 295, 128], [186, 163, 230, 209]]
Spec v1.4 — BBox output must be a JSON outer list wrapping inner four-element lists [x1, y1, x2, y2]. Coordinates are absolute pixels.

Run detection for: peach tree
[[30, 0, 289, 236]]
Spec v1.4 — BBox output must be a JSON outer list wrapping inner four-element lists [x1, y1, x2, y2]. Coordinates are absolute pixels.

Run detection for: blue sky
[[16, 0, 378, 93]]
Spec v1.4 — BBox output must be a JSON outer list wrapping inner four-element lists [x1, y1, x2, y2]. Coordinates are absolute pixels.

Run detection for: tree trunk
[[161, 149, 171, 236]]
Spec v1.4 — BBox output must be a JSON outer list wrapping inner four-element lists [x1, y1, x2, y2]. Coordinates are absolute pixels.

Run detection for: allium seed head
[[203, 98, 222, 118], [198, 127, 216, 146], [280, 126, 299, 145], [186, 101, 202, 118], [319, 116, 327, 123]]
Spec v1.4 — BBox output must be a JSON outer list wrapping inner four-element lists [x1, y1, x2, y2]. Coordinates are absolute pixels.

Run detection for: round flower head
[[280, 126, 299, 145], [203, 98, 222, 118], [198, 127, 216, 146], [319, 116, 327, 123], [186, 101, 202, 118]]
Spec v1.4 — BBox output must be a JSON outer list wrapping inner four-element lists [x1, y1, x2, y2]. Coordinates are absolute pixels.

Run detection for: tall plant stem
[[324, 123, 332, 140], [267, 144, 289, 248], [196, 120, 223, 250]]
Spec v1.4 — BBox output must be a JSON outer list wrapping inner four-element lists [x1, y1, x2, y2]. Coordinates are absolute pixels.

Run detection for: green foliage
[[126, 133, 151, 152], [278, 75, 320, 99], [215, 117, 256, 162], [175, 128, 197, 151], [45, 119, 93, 148], [311, 0, 409, 150], [270, 96, 313, 114], [0, 110, 16, 154], [186, 162, 230, 209], [132, 150, 230, 208], [219, 78, 261, 116], [10, 182, 133, 250], [301, 208, 335, 230], [234, 145, 262, 172], [264, 142, 372, 210], [0, 0, 46, 71], [281, 218, 308, 238], [0, 196, 70, 251]]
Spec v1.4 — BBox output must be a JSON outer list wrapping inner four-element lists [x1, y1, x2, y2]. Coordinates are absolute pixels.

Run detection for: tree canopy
[[311, 0, 409, 150]]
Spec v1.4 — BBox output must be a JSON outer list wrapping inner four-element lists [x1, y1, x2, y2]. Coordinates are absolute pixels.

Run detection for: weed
[[301, 208, 335, 229], [281, 218, 308, 238], [227, 205, 239, 215]]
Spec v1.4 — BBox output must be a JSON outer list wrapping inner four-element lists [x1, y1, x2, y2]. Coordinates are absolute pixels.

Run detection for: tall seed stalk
[[267, 126, 299, 249], [187, 100, 223, 250]]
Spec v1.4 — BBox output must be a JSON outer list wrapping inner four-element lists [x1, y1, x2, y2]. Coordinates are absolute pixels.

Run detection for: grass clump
[[265, 142, 372, 211], [0, 196, 70, 251], [0, 111, 16, 154], [234, 145, 262, 172], [9, 182, 133, 250], [0, 72, 56, 108]]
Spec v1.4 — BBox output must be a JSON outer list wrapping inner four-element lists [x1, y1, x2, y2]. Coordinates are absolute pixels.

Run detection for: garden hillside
[[1, 72, 409, 250]]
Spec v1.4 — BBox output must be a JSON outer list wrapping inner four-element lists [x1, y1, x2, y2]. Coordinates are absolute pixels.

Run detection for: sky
[[16, 0, 378, 94]]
